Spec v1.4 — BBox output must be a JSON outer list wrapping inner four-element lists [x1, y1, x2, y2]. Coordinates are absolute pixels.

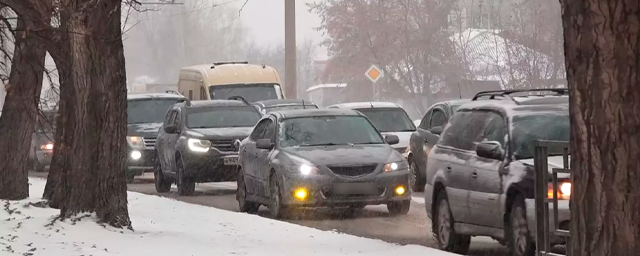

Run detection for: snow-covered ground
[[1, 178, 454, 256]]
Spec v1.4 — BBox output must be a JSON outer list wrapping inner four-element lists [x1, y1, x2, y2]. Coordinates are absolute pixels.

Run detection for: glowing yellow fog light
[[395, 186, 406, 195], [294, 188, 308, 200]]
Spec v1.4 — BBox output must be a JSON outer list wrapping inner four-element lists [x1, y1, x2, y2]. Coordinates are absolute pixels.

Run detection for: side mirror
[[476, 141, 504, 160], [256, 139, 274, 150], [385, 134, 400, 145], [164, 124, 179, 134], [430, 126, 443, 135]]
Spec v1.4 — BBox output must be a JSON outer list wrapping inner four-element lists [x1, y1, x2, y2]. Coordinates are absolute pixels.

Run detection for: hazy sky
[[228, 0, 328, 59]]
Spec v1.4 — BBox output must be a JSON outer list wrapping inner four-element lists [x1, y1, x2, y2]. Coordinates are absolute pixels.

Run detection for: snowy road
[[30, 172, 509, 256]]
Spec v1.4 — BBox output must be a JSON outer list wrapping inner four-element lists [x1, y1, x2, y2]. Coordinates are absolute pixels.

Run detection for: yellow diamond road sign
[[365, 65, 383, 83]]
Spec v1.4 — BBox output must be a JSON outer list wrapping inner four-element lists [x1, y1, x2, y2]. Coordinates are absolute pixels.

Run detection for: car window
[[127, 99, 180, 124], [263, 119, 276, 141], [163, 110, 175, 127], [429, 108, 447, 129], [355, 107, 416, 132], [186, 106, 260, 129], [250, 119, 270, 141], [511, 112, 569, 159], [419, 109, 432, 130], [482, 112, 506, 146], [279, 115, 384, 148], [439, 111, 489, 151]]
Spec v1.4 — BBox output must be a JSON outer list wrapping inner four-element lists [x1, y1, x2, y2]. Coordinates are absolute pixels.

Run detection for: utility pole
[[284, 0, 297, 98]]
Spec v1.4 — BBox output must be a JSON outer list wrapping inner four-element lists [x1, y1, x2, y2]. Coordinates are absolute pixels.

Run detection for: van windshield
[[209, 84, 282, 102]]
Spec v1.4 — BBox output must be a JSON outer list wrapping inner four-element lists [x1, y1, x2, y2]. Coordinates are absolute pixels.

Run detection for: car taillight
[[547, 182, 571, 200]]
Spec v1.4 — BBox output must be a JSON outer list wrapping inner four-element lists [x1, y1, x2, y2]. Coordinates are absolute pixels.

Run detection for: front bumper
[[126, 148, 155, 176], [280, 170, 411, 207], [181, 149, 239, 182], [525, 198, 571, 245]]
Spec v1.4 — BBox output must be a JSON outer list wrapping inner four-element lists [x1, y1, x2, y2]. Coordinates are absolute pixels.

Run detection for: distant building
[[450, 0, 513, 31]]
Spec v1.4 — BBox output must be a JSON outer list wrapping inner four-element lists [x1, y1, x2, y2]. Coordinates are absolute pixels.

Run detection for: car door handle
[[472, 169, 478, 178], [446, 166, 452, 172], [424, 138, 429, 143], [242, 148, 247, 154]]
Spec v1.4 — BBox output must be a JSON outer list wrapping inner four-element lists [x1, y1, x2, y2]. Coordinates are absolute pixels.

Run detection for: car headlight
[[188, 138, 211, 152], [298, 164, 321, 175], [126, 136, 145, 149], [383, 161, 409, 172], [547, 181, 571, 200], [40, 143, 54, 150]]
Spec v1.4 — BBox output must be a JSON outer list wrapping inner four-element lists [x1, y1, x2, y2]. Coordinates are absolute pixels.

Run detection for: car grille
[[327, 164, 378, 177], [210, 139, 238, 152], [320, 187, 386, 199], [143, 137, 156, 149], [394, 147, 407, 153]]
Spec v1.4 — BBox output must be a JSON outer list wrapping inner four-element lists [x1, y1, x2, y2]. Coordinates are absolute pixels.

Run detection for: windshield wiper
[[301, 142, 352, 147]]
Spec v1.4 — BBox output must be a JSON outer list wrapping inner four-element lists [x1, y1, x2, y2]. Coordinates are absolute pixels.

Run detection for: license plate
[[223, 156, 239, 165], [333, 183, 377, 195]]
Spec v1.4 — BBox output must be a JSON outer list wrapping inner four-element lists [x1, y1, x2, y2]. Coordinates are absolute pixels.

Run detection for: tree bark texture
[[42, 0, 131, 228], [560, 0, 640, 255], [0, 17, 47, 200]]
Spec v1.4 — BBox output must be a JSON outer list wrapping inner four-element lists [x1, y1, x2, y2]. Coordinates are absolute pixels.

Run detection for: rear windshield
[[209, 84, 282, 103], [128, 99, 180, 124], [511, 112, 570, 159], [186, 106, 260, 128], [355, 108, 416, 132]]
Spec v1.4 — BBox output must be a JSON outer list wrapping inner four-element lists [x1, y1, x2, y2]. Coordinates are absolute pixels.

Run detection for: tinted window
[[127, 99, 180, 124], [250, 119, 270, 141], [419, 109, 433, 130], [482, 112, 506, 145], [279, 116, 384, 147], [429, 109, 447, 129], [512, 112, 569, 159], [355, 108, 416, 132], [439, 111, 490, 151], [186, 106, 260, 128], [209, 84, 281, 103]]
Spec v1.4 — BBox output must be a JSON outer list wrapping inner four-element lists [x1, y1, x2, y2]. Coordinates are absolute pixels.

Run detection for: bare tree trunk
[[0, 17, 47, 200], [560, 0, 640, 255], [44, 1, 130, 228]]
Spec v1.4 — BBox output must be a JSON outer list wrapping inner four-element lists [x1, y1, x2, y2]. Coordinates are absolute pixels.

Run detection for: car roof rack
[[472, 88, 568, 102], [227, 95, 251, 105], [211, 61, 249, 68]]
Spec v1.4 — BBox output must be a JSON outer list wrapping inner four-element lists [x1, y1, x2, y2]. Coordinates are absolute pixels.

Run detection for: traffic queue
[[30, 61, 571, 256]]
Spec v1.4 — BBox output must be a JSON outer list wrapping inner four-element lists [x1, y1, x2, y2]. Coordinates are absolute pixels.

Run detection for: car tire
[[387, 199, 411, 215], [433, 192, 471, 254], [237, 170, 260, 214], [508, 194, 536, 256], [154, 157, 171, 193], [409, 160, 425, 192], [268, 173, 288, 219], [176, 156, 195, 196]]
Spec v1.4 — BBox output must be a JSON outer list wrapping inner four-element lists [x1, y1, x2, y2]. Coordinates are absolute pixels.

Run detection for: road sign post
[[365, 65, 383, 99]]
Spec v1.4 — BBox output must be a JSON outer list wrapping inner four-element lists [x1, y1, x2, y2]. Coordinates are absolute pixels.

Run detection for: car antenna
[[369, 101, 374, 108], [457, 83, 463, 99], [302, 99, 306, 109]]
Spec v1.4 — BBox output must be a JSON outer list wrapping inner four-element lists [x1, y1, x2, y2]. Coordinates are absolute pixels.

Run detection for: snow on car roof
[[457, 96, 568, 117], [271, 108, 363, 119], [253, 99, 317, 108], [327, 102, 402, 109], [127, 93, 185, 100], [186, 100, 251, 108]]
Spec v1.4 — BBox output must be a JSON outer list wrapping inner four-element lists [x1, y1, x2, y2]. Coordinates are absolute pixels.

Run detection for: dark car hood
[[185, 127, 253, 140], [280, 144, 401, 166], [128, 122, 163, 137]]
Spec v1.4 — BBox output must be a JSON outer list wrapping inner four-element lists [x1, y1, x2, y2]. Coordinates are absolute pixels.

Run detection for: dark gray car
[[408, 99, 469, 191], [236, 109, 411, 219], [154, 99, 262, 196], [30, 109, 57, 172]]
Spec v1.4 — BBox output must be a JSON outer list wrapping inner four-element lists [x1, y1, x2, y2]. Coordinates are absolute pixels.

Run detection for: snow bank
[[1, 178, 454, 256]]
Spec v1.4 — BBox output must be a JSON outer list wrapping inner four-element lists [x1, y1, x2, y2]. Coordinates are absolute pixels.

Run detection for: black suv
[[125, 93, 185, 182], [408, 99, 469, 191], [154, 98, 262, 196], [424, 89, 571, 256]]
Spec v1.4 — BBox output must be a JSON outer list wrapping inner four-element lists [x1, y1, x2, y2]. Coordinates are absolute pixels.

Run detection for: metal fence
[[534, 140, 571, 256]]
